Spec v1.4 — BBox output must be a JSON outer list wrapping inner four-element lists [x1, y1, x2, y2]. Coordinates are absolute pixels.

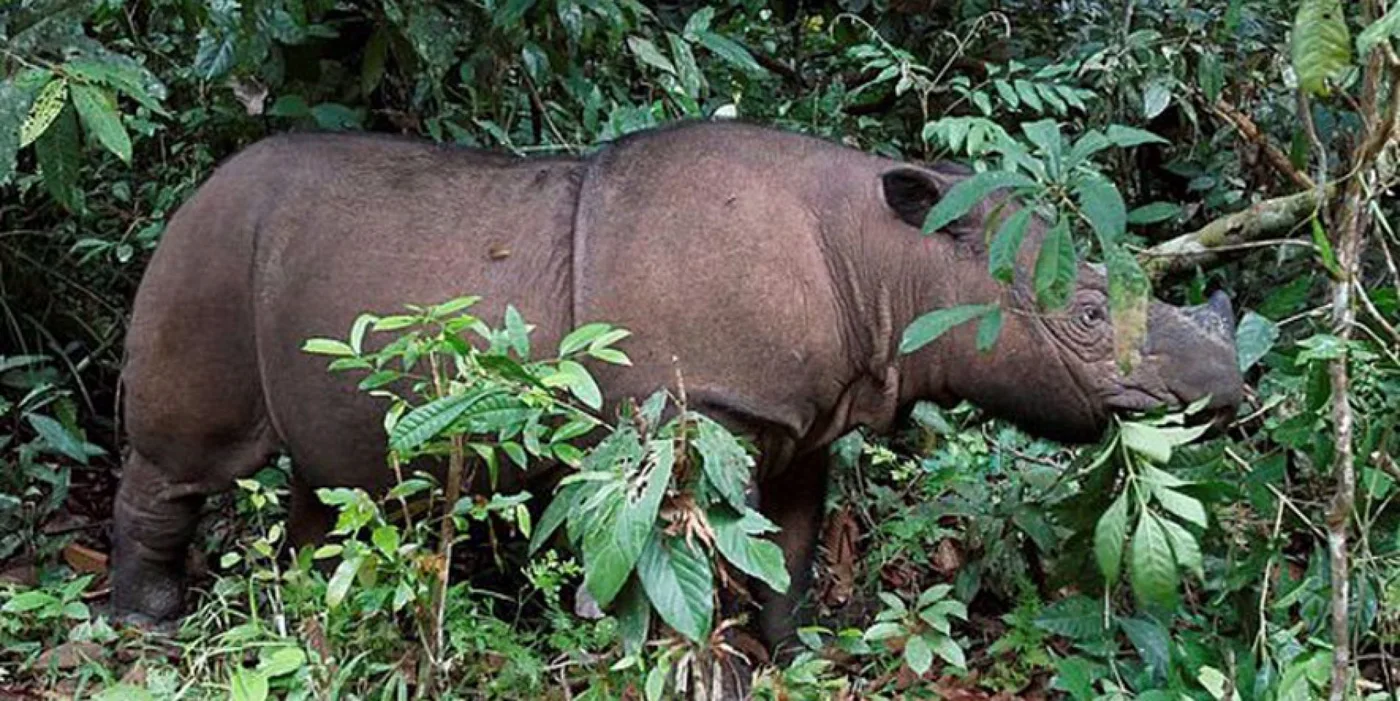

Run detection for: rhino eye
[[1078, 303, 1107, 326]]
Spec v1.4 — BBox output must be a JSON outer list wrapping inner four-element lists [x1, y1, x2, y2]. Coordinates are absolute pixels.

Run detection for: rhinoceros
[[112, 121, 1242, 647]]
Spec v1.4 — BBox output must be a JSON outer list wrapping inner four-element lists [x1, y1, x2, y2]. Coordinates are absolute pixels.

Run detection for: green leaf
[[19, 78, 67, 147], [1142, 80, 1172, 119], [694, 30, 767, 76], [326, 555, 362, 608], [1235, 311, 1280, 372], [1120, 616, 1171, 679], [361, 25, 388, 97], [1094, 490, 1130, 582], [904, 634, 933, 675], [493, 0, 538, 27], [529, 483, 582, 554], [693, 416, 753, 511], [388, 390, 501, 452], [302, 338, 355, 356], [1033, 218, 1076, 310], [1014, 79, 1043, 111], [70, 83, 131, 163], [1130, 512, 1178, 609], [1120, 422, 1173, 463], [1073, 173, 1126, 245], [1158, 516, 1204, 579], [1293, 0, 1353, 96], [1127, 202, 1181, 225], [1021, 119, 1063, 174], [615, 576, 651, 656], [921, 170, 1036, 234], [61, 57, 168, 115], [1151, 486, 1208, 529], [975, 306, 1003, 353], [372, 525, 400, 557], [930, 635, 967, 668], [551, 360, 603, 410], [559, 322, 613, 356], [710, 507, 789, 593], [27, 414, 89, 464], [36, 105, 81, 212], [1106, 124, 1169, 148], [1106, 245, 1151, 371], [627, 36, 676, 75], [988, 207, 1033, 283], [637, 534, 714, 643], [257, 647, 308, 678], [899, 303, 998, 354], [683, 6, 715, 37], [230, 668, 270, 701], [194, 30, 237, 80], [1358, 4, 1400, 56], [1052, 656, 1101, 701], [1310, 215, 1344, 278], [993, 79, 1020, 109], [1034, 595, 1108, 640], [0, 79, 32, 186], [582, 439, 671, 607], [1198, 51, 1225, 103]]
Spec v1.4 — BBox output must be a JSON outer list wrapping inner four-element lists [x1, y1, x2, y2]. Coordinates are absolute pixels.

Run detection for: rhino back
[[575, 123, 875, 459], [246, 134, 580, 489]]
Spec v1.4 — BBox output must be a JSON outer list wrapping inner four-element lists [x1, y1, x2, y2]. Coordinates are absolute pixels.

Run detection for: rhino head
[[880, 166, 1244, 444]]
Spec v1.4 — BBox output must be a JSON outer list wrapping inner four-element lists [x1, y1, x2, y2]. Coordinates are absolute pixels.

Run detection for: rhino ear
[[880, 167, 942, 229]]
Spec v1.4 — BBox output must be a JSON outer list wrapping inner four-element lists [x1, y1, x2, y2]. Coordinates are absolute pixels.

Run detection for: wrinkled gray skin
[[113, 122, 1242, 649]]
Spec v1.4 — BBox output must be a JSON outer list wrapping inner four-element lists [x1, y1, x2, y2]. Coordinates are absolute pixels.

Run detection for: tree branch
[[1138, 187, 1332, 280], [1207, 97, 1316, 191]]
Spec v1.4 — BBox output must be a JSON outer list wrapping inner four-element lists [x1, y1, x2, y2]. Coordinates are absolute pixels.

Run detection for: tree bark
[[1138, 188, 1330, 280]]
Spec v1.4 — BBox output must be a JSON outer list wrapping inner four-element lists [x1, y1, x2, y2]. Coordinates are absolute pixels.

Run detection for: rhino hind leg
[[111, 433, 277, 622], [755, 451, 830, 657]]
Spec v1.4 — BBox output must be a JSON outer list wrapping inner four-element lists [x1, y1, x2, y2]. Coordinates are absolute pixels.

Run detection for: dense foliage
[[2, 0, 1400, 698]]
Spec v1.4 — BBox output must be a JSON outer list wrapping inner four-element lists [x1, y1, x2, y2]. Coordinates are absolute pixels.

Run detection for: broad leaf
[[710, 507, 789, 592], [1106, 125, 1168, 148], [1094, 489, 1130, 582], [36, 106, 81, 212], [1127, 202, 1181, 225], [1073, 173, 1126, 245], [1151, 485, 1208, 529], [615, 576, 651, 655], [1158, 516, 1204, 579], [581, 439, 672, 606], [1293, 0, 1352, 96], [694, 30, 766, 75], [1120, 617, 1172, 680], [1034, 595, 1109, 640], [70, 83, 131, 163], [388, 390, 501, 452], [637, 534, 714, 643], [975, 306, 1003, 353], [1358, 4, 1400, 56], [627, 37, 676, 75], [921, 170, 1036, 235], [1106, 246, 1151, 372], [903, 634, 933, 675], [900, 303, 998, 354], [988, 207, 1033, 283], [27, 414, 90, 464], [1235, 311, 1280, 372], [19, 78, 66, 147], [693, 416, 753, 511], [1130, 512, 1178, 609], [1033, 219, 1076, 310]]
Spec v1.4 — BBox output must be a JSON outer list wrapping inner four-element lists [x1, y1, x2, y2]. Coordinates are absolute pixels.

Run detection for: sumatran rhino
[[113, 121, 1242, 647]]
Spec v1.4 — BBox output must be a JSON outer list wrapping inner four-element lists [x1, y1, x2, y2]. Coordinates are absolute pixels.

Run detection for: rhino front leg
[[755, 450, 829, 656]]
